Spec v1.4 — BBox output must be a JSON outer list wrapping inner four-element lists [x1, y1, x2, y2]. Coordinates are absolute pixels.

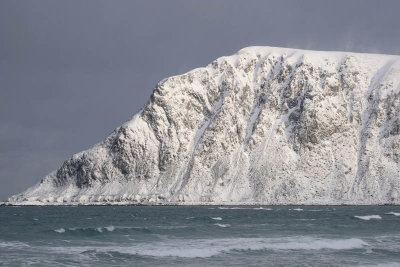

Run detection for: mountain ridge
[[9, 46, 400, 205]]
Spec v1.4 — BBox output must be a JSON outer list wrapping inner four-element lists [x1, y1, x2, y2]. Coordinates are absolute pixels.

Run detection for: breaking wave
[[354, 215, 382, 221], [51, 225, 190, 235], [0, 241, 30, 249], [386, 212, 400, 216], [48, 237, 368, 258], [53, 226, 117, 234], [214, 223, 230, 228], [97, 226, 115, 233], [217, 207, 272, 210]]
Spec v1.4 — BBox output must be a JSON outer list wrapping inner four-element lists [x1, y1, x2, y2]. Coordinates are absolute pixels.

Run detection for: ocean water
[[0, 206, 399, 266]]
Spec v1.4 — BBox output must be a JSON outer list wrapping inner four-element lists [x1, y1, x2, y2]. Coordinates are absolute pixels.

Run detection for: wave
[[217, 207, 272, 210], [96, 226, 115, 233], [72, 226, 115, 233], [52, 225, 189, 235], [290, 208, 303, 211], [218, 207, 247, 210], [253, 207, 273, 210], [211, 217, 222, 221], [0, 241, 30, 249], [367, 263, 400, 267], [47, 236, 368, 258], [214, 223, 230, 228], [154, 226, 189, 229], [386, 212, 400, 216], [104, 226, 115, 232], [354, 215, 382, 221], [53, 225, 116, 234]]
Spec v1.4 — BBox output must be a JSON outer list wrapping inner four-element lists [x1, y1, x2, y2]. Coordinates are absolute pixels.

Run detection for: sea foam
[[49, 237, 368, 258], [354, 215, 382, 221], [214, 223, 230, 228], [0, 241, 30, 249], [104, 226, 115, 232], [217, 207, 272, 210]]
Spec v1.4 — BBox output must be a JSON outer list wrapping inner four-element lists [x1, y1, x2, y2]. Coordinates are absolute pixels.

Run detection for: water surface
[[1, 206, 399, 266]]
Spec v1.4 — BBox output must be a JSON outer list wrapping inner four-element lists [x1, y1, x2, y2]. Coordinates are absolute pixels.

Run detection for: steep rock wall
[[9, 46, 400, 205]]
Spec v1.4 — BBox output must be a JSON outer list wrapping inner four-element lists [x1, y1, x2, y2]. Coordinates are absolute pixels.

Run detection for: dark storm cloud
[[1, 0, 400, 200]]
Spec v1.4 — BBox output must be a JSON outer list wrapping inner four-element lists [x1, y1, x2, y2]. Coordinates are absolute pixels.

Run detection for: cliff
[[9, 46, 400, 205]]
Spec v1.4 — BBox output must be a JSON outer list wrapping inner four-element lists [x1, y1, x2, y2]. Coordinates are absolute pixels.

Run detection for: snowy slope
[[9, 46, 400, 205]]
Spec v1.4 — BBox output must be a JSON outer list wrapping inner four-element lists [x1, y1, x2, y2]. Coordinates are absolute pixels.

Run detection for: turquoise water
[[0, 206, 399, 266]]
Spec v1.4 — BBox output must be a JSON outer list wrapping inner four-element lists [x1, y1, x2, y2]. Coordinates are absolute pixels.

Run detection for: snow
[[8, 46, 400, 205]]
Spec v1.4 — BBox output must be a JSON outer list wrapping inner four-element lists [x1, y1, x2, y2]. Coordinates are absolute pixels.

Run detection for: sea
[[0, 205, 399, 266]]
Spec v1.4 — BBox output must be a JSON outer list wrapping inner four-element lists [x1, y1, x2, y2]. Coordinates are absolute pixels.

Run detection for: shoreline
[[1, 201, 399, 207]]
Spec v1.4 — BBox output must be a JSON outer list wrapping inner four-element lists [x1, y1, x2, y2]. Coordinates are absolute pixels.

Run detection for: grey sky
[[1, 0, 400, 200]]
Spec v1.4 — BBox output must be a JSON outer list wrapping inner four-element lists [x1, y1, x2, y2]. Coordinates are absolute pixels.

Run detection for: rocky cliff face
[[9, 46, 400, 205]]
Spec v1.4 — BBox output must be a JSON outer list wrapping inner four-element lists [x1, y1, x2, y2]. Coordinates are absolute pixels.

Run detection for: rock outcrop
[[9, 46, 400, 205]]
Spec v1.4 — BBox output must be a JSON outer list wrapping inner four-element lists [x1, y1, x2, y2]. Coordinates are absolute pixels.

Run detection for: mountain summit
[[9, 46, 400, 205]]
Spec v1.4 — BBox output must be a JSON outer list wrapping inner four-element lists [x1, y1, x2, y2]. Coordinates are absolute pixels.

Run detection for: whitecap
[[214, 223, 230, 228], [218, 207, 271, 210], [386, 212, 400, 216], [155, 225, 189, 229], [290, 208, 303, 211], [186, 216, 195, 220], [104, 226, 115, 232], [48, 236, 367, 258], [0, 241, 30, 249], [211, 217, 222, 221], [354, 215, 382, 221], [54, 228, 65, 233]]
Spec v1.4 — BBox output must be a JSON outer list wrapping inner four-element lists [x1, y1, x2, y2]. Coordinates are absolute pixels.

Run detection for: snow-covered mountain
[[9, 46, 400, 205]]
